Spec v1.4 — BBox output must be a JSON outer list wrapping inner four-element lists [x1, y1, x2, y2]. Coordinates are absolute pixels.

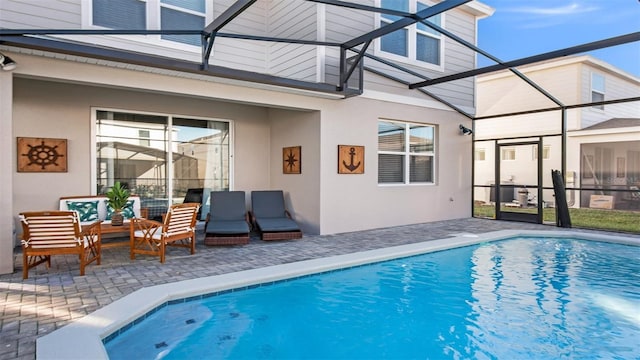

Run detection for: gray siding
[[324, 0, 374, 87], [209, 0, 268, 72], [325, 0, 374, 43], [579, 65, 640, 129], [0, 0, 269, 72], [266, 0, 318, 81], [0, 0, 81, 28]]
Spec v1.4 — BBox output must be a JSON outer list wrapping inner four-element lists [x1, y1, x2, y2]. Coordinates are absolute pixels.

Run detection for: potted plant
[[106, 181, 130, 226]]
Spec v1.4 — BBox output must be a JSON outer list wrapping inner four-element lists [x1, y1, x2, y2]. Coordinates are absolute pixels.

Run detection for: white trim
[[90, 110, 97, 195], [81, 0, 92, 29], [166, 115, 174, 200], [461, 1, 494, 18], [147, 0, 160, 30], [36, 230, 640, 359], [316, 3, 326, 83], [567, 126, 640, 137], [477, 55, 640, 84]]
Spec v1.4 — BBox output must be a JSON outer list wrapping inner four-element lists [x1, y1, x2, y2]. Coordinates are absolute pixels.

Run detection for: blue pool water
[[105, 237, 640, 359]]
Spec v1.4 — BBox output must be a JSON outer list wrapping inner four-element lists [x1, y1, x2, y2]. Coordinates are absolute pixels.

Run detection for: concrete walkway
[[1, 218, 637, 360]]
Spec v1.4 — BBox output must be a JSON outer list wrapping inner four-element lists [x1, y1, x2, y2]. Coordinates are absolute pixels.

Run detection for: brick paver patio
[[1, 218, 637, 360]]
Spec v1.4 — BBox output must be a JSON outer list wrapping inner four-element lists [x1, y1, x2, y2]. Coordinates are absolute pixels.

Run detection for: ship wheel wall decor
[[17, 137, 68, 172]]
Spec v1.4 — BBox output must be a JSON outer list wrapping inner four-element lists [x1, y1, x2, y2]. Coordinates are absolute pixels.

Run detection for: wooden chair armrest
[[82, 220, 102, 244], [82, 220, 102, 234], [130, 218, 163, 240], [132, 217, 163, 229]]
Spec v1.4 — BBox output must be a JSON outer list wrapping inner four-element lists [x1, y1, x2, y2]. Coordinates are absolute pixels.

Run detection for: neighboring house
[[0, 1, 493, 274], [474, 55, 640, 210]]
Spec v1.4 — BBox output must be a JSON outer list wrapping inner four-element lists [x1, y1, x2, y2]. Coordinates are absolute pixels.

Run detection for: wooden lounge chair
[[204, 191, 251, 245], [250, 190, 302, 241], [19, 211, 102, 279], [130, 203, 199, 263]]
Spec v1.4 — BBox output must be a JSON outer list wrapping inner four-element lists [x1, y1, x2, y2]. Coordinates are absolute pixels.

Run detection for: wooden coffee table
[[83, 222, 131, 249]]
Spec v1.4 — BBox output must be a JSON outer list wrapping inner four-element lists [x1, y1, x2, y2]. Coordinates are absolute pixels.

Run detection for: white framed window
[[532, 145, 550, 160], [90, 0, 206, 47], [378, 120, 435, 184], [376, 0, 444, 69], [475, 148, 485, 161], [138, 129, 151, 146], [501, 147, 515, 161], [591, 72, 605, 110]]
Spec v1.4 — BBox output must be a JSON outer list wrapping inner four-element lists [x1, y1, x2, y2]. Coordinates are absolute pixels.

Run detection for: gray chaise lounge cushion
[[251, 190, 301, 232], [206, 191, 249, 234], [206, 220, 249, 234], [254, 217, 300, 232]]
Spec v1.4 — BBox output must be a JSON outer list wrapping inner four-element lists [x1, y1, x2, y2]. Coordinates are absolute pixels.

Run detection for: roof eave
[[0, 35, 359, 99]]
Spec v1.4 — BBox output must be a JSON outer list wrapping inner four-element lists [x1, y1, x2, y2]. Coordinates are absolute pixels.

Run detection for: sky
[[476, 0, 640, 77]]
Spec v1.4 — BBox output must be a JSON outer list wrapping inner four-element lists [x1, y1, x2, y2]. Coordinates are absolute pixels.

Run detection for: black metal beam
[[473, 96, 640, 120], [410, 32, 640, 89], [364, 52, 430, 80], [204, 0, 257, 34], [0, 29, 205, 35], [217, 32, 340, 46], [340, 40, 371, 90], [342, 0, 471, 49], [0, 35, 359, 97], [420, 21, 564, 107], [0, 28, 342, 46]]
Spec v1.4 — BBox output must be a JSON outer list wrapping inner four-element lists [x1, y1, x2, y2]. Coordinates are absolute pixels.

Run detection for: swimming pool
[[37, 230, 640, 359]]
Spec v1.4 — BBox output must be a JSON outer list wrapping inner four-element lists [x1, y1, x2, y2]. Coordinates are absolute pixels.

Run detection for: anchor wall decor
[[282, 146, 301, 174], [17, 137, 68, 172], [338, 145, 364, 174]]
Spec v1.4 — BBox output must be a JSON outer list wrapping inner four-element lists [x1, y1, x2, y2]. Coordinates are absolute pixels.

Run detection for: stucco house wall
[[1, 50, 473, 273], [0, 0, 492, 274]]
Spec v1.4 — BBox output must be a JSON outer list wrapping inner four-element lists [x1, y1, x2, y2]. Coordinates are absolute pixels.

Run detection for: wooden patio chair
[[130, 203, 200, 263], [19, 211, 102, 279]]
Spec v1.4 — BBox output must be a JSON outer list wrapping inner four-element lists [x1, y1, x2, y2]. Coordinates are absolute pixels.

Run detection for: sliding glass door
[[95, 110, 230, 220]]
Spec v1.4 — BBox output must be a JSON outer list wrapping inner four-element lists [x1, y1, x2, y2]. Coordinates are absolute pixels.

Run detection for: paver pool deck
[[1, 218, 638, 360]]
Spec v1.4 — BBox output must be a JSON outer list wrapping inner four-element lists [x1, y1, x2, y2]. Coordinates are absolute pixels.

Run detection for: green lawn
[[474, 205, 640, 234]]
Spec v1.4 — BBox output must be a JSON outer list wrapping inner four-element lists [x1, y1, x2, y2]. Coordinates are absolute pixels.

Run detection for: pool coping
[[36, 229, 640, 359]]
